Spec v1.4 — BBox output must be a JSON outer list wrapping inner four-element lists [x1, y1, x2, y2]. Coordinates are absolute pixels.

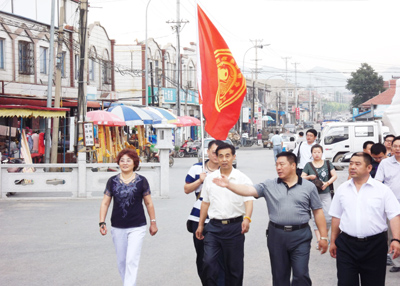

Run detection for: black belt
[[211, 216, 243, 225], [341, 231, 385, 242], [269, 221, 309, 232]]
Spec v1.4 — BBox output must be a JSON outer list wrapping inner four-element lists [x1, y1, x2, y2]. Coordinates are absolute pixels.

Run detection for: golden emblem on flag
[[214, 49, 246, 112]]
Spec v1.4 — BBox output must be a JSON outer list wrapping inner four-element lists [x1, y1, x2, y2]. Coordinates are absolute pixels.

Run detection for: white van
[[319, 121, 390, 163]]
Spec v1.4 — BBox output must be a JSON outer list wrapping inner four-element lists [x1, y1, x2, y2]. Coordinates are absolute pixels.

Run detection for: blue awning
[[269, 110, 285, 115], [352, 110, 371, 118]]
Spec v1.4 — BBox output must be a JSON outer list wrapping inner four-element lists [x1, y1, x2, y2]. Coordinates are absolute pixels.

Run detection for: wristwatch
[[320, 237, 329, 242]]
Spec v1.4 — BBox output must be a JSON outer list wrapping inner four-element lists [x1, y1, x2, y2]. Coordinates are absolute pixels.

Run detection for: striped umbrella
[[145, 107, 177, 123], [86, 110, 126, 126], [107, 105, 154, 126], [141, 108, 163, 124]]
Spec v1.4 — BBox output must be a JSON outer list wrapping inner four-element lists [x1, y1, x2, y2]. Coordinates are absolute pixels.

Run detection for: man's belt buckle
[[284, 226, 292, 232], [222, 220, 229, 225], [357, 237, 367, 241]]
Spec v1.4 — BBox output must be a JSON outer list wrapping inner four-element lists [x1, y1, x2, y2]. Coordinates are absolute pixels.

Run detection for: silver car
[[198, 138, 237, 168]]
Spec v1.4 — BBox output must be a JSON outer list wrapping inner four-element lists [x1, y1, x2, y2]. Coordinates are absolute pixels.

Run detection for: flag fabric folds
[[197, 4, 247, 140]]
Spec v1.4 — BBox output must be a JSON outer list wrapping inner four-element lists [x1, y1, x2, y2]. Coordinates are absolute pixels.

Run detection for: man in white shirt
[[329, 152, 400, 285], [292, 129, 319, 176], [196, 143, 254, 285], [375, 135, 400, 272], [271, 130, 283, 162]]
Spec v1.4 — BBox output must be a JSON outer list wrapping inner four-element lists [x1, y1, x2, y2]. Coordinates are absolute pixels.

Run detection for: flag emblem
[[215, 49, 246, 112]]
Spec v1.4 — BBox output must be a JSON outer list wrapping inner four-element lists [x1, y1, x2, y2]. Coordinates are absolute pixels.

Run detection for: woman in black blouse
[[99, 148, 158, 285]]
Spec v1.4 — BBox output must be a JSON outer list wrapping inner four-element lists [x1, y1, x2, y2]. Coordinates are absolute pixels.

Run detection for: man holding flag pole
[[195, 4, 252, 286]]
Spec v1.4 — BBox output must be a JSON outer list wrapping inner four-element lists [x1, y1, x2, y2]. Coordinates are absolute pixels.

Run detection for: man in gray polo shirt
[[213, 152, 328, 286]]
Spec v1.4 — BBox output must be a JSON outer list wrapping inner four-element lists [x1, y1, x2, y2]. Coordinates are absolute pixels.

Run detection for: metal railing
[[0, 152, 167, 200]]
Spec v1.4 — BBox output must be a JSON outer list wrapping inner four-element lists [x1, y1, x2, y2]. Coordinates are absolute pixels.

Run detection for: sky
[[2, 0, 400, 90]]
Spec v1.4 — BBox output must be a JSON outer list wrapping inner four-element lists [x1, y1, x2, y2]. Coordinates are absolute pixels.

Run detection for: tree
[[346, 63, 385, 109]]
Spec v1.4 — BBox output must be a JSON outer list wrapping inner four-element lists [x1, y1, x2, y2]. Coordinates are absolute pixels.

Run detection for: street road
[[0, 145, 398, 285]]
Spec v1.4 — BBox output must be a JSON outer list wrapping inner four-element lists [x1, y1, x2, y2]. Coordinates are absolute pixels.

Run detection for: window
[[324, 126, 349, 145], [0, 38, 4, 69], [39, 47, 47, 74], [60, 52, 66, 77], [288, 91, 293, 97], [355, 126, 374, 137], [102, 60, 111, 84], [89, 58, 95, 81], [18, 41, 34, 74], [75, 54, 80, 80]]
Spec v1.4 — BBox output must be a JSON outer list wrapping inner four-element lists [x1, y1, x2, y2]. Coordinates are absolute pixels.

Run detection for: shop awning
[[0, 105, 69, 118], [0, 96, 100, 108]]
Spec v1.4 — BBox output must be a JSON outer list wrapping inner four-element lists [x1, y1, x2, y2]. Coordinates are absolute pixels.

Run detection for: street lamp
[[145, 0, 152, 107], [242, 45, 263, 78]]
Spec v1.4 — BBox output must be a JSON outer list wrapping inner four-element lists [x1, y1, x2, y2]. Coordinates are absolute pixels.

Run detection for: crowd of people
[[97, 130, 400, 286]]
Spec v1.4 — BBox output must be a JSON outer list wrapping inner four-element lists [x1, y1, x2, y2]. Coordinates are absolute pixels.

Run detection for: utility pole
[[75, 0, 88, 154], [249, 39, 263, 137], [166, 0, 188, 117], [292, 62, 299, 124], [45, 0, 56, 164], [282, 57, 291, 124], [50, 0, 65, 164], [309, 74, 312, 122]]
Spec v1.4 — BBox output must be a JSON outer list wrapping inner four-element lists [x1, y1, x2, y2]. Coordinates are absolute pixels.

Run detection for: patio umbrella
[[144, 107, 177, 123], [86, 110, 126, 126], [141, 108, 163, 124], [262, 115, 275, 121], [107, 105, 153, 126], [173, 116, 201, 127]]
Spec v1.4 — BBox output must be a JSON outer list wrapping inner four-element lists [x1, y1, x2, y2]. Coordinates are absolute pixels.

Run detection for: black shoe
[[389, 266, 400, 272]]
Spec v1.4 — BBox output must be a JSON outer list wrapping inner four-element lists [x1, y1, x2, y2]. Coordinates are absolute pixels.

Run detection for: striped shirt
[[254, 177, 322, 225], [185, 161, 211, 223]]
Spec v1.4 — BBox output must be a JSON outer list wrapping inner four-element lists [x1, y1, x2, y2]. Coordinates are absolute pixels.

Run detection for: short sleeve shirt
[[329, 177, 400, 237], [202, 169, 254, 219], [104, 174, 151, 228], [254, 177, 322, 225], [271, 135, 283, 146], [375, 156, 400, 200], [303, 161, 335, 194]]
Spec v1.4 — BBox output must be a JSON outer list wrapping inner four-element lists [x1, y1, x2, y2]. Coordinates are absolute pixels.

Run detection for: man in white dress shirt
[[329, 152, 400, 286], [375, 135, 400, 272], [196, 143, 254, 286]]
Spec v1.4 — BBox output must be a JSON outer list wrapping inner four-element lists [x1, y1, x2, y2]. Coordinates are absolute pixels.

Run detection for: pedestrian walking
[[184, 139, 225, 285], [292, 129, 319, 176], [369, 143, 386, 178], [384, 134, 395, 157], [375, 135, 400, 272], [99, 148, 158, 286], [213, 152, 328, 286], [196, 143, 254, 286], [329, 152, 400, 285], [271, 130, 283, 162], [301, 144, 337, 249]]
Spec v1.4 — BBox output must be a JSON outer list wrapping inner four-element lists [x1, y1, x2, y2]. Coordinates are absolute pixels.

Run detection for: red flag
[[197, 5, 246, 140]]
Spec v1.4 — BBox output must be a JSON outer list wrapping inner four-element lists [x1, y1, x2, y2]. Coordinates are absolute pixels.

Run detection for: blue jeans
[[273, 146, 282, 162]]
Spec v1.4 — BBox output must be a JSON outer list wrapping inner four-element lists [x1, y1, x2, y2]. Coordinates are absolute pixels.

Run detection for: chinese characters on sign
[[83, 122, 94, 147]]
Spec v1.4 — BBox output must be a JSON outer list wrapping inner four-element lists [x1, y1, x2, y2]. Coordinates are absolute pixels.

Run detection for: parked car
[[304, 121, 314, 128], [284, 124, 296, 133], [198, 138, 237, 168]]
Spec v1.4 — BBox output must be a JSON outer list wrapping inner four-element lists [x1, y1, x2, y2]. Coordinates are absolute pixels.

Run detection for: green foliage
[[346, 63, 385, 109], [323, 102, 349, 114]]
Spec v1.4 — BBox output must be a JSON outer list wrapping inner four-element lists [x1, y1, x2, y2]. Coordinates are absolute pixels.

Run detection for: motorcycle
[[243, 137, 257, 147], [178, 140, 200, 158]]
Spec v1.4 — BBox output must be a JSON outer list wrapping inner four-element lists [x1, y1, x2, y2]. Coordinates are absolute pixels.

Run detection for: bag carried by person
[[327, 160, 334, 198], [309, 163, 324, 193]]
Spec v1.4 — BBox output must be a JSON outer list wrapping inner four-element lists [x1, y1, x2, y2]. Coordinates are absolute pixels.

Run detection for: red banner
[[197, 5, 246, 140]]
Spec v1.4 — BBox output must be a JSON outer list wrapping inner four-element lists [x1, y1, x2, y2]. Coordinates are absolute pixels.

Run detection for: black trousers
[[267, 223, 313, 286], [190, 221, 225, 286], [203, 220, 244, 286], [335, 232, 387, 286]]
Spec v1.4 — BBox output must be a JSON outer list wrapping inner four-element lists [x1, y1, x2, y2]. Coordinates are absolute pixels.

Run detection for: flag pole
[[200, 104, 205, 171], [196, 2, 206, 172]]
